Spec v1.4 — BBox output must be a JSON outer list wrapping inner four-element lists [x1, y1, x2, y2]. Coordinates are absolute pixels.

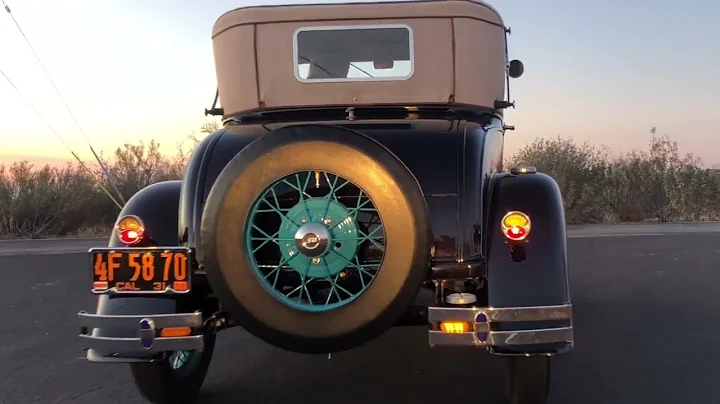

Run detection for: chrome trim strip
[[485, 305, 572, 323], [428, 304, 572, 323], [78, 311, 203, 329], [79, 335, 204, 353], [488, 327, 573, 346], [85, 351, 158, 363], [429, 327, 573, 347]]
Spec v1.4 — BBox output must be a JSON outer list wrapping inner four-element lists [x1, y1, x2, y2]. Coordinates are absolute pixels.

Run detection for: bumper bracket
[[78, 310, 205, 361]]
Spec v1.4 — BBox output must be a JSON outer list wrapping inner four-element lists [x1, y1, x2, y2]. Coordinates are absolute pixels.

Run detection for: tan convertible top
[[212, 0, 508, 118]]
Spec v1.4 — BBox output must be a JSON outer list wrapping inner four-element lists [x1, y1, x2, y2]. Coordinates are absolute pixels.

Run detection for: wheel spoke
[[246, 170, 385, 312], [258, 191, 301, 228], [251, 224, 278, 241], [298, 173, 314, 220], [170, 350, 193, 370], [358, 226, 385, 251], [299, 261, 314, 305], [280, 173, 312, 200], [323, 173, 340, 217], [329, 198, 374, 230], [356, 189, 365, 211], [250, 229, 287, 252], [264, 251, 301, 288], [328, 174, 352, 201], [354, 256, 368, 288], [355, 256, 379, 287], [323, 262, 342, 304], [335, 225, 385, 251]]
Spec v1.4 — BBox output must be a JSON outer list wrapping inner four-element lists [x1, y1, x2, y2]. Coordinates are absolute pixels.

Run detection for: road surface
[[1, 224, 719, 403]]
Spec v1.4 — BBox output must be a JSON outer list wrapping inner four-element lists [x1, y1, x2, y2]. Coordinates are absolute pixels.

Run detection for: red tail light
[[116, 215, 145, 245], [501, 211, 531, 241]]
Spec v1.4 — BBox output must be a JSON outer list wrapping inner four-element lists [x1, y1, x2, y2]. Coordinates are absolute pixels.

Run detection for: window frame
[[292, 24, 416, 84]]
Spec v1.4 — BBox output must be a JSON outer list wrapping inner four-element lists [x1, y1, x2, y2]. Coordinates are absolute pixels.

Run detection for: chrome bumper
[[78, 310, 205, 359], [428, 304, 573, 349]]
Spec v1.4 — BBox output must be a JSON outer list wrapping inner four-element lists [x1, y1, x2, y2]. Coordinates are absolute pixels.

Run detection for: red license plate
[[89, 247, 192, 294]]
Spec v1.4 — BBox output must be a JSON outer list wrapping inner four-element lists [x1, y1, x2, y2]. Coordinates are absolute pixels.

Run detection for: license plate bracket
[[89, 247, 192, 294]]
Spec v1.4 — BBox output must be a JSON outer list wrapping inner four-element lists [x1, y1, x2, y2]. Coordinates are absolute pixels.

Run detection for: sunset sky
[[1, 0, 718, 167]]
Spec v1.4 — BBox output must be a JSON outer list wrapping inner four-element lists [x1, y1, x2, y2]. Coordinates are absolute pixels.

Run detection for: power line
[[0, 69, 70, 151], [2, 0, 90, 145], [2, 0, 126, 204], [0, 67, 124, 209]]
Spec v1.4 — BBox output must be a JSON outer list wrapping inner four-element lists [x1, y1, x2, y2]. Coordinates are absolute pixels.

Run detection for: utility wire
[[0, 67, 124, 210], [0, 68, 72, 152], [2, 0, 126, 205]]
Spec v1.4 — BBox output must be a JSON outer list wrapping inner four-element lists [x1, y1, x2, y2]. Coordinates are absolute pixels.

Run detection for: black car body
[[77, 1, 573, 403]]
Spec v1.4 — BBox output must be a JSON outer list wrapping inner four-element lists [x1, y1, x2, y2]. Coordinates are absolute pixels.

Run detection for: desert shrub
[[508, 128, 720, 223], [0, 162, 98, 238], [0, 123, 210, 239], [508, 136, 609, 223], [0, 123, 717, 238]]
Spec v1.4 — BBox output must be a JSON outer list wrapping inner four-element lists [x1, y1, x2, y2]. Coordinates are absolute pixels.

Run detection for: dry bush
[[0, 162, 98, 238], [0, 122, 212, 239], [508, 128, 720, 223], [0, 123, 717, 238], [508, 136, 609, 223]]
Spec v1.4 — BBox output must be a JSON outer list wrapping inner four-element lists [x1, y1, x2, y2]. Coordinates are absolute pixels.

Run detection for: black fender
[[87, 180, 183, 361], [178, 127, 230, 247], [485, 171, 570, 305], [484, 171, 571, 353]]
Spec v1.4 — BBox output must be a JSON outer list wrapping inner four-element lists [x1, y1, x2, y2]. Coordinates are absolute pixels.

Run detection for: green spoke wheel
[[169, 350, 196, 370], [246, 171, 385, 312]]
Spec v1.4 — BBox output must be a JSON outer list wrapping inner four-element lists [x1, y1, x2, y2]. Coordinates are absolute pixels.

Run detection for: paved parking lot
[[1, 226, 719, 403]]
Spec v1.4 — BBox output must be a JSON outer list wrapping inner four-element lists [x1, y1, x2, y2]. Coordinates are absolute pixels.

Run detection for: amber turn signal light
[[501, 211, 531, 241], [440, 321, 470, 334], [159, 327, 192, 338], [116, 215, 145, 245]]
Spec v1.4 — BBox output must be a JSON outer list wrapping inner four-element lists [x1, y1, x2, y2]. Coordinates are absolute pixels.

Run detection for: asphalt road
[[1, 226, 719, 404]]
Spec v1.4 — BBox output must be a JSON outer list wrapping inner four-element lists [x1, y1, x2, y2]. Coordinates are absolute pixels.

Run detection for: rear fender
[[484, 171, 571, 354], [87, 181, 183, 361]]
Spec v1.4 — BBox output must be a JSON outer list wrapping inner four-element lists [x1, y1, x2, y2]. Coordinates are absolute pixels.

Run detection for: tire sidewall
[[130, 333, 216, 403], [506, 355, 551, 404], [200, 125, 432, 352]]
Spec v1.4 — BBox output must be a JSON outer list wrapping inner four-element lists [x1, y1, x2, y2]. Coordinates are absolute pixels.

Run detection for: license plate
[[89, 247, 192, 294]]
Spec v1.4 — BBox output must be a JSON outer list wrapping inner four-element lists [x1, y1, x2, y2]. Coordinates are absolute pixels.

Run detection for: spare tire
[[200, 124, 432, 353]]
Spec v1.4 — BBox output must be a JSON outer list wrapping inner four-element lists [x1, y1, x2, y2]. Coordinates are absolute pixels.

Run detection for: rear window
[[294, 24, 414, 83]]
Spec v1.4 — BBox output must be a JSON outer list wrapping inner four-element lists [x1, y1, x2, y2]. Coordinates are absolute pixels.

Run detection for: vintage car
[[77, 0, 573, 403]]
